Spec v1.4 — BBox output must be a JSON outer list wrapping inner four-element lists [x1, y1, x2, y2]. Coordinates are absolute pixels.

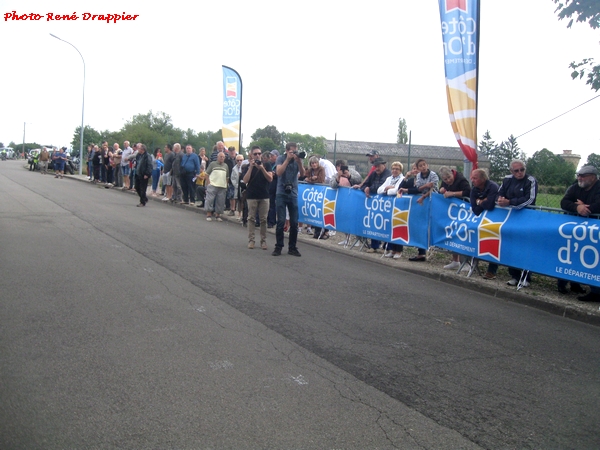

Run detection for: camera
[[340, 165, 349, 172], [254, 159, 262, 166], [284, 183, 293, 194], [292, 151, 306, 159]]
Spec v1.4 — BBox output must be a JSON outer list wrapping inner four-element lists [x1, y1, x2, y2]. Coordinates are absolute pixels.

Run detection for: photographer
[[273, 142, 305, 257], [241, 146, 273, 250]]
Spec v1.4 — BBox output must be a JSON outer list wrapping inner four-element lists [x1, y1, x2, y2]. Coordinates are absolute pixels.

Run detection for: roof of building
[[325, 140, 488, 161]]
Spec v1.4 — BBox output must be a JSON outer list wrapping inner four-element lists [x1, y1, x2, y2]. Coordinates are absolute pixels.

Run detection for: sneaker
[[227, 210, 235, 216], [197, 203, 204, 208], [261, 241, 268, 250], [248, 242, 255, 249], [190, 202, 196, 206], [393, 253, 402, 259], [206, 217, 212, 221], [272, 247, 282, 256], [366, 248, 376, 253], [338, 239, 349, 246], [136, 203, 145, 207], [482, 272, 496, 280], [306, 227, 313, 235], [521, 281, 530, 288], [288, 248, 301, 257], [507, 279, 518, 286], [216, 217, 223, 222], [162, 197, 169, 201], [384, 251, 393, 258], [444, 261, 460, 270], [329, 231, 336, 236]]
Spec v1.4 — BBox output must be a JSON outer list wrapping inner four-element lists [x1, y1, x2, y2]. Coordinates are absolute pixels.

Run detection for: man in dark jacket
[[470, 169, 500, 279], [353, 157, 391, 253], [134, 143, 153, 207], [497, 159, 538, 287], [559, 165, 600, 301]]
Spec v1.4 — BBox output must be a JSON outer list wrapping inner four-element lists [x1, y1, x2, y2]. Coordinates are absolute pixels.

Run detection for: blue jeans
[[275, 192, 298, 250], [151, 168, 161, 192]]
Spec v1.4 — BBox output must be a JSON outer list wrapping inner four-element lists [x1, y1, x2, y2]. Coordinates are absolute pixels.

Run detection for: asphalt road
[[1, 160, 599, 449]]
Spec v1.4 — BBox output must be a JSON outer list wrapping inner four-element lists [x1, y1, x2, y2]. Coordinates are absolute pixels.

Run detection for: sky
[[1, 0, 599, 167]]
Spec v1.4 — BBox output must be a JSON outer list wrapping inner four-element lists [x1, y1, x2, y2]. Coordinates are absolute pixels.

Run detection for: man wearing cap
[[354, 157, 391, 253], [560, 165, 600, 301]]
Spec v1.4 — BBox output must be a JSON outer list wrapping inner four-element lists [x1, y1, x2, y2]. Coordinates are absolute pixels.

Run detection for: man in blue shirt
[[273, 143, 305, 257]]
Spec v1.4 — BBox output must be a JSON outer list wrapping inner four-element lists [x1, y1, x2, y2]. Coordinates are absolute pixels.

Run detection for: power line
[[515, 94, 600, 139]]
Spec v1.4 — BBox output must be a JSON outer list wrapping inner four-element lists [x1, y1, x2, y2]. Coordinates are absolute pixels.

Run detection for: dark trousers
[[268, 190, 277, 226], [135, 175, 149, 205], [275, 192, 298, 250], [181, 173, 195, 203]]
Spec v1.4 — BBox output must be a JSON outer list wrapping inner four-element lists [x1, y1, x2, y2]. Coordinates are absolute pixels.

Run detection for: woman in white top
[[377, 161, 405, 259]]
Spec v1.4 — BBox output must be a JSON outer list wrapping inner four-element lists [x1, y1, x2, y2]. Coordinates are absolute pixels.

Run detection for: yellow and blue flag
[[222, 66, 242, 152], [438, 0, 479, 168]]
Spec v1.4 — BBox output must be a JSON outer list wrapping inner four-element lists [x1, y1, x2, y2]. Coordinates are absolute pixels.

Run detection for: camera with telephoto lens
[[292, 151, 306, 159], [284, 183, 293, 194]]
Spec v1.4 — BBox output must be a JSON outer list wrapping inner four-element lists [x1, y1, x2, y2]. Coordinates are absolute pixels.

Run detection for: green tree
[[478, 132, 524, 182], [526, 148, 575, 187], [282, 132, 327, 157], [251, 125, 281, 147], [553, 0, 600, 91], [71, 125, 103, 150], [585, 152, 600, 169], [397, 118, 408, 144], [249, 137, 277, 153]]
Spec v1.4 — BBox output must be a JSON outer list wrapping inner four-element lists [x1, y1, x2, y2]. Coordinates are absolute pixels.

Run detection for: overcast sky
[[1, 0, 598, 167]]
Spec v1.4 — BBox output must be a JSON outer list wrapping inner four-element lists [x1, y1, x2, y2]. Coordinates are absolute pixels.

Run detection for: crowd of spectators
[[75, 140, 600, 302]]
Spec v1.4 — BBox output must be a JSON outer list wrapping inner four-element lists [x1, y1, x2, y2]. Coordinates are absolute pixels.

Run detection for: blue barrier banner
[[430, 194, 600, 287], [298, 184, 429, 249]]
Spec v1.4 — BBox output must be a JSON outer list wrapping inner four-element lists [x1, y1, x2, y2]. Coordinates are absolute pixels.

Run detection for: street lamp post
[[50, 33, 85, 175]]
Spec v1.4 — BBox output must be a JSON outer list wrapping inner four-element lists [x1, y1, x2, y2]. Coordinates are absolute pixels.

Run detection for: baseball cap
[[270, 150, 280, 157], [365, 150, 379, 156]]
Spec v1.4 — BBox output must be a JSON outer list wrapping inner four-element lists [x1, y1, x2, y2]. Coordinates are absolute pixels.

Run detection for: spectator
[[469, 169, 500, 279], [559, 165, 600, 301], [318, 157, 336, 184], [354, 157, 391, 253], [242, 145, 273, 250], [378, 161, 405, 258], [170, 143, 183, 203], [86, 144, 94, 180], [150, 148, 163, 197], [53, 147, 67, 179], [112, 143, 123, 188], [409, 159, 438, 261], [266, 150, 280, 228], [398, 163, 420, 196], [121, 141, 134, 190], [497, 159, 538, 287], [273, 142, 305, 257], [162, 144, 174, 201], [39, 147, 50, 175], [205, 151, 229, 221], [230, 154, 244, 218], [305, 156, 326, 239], [180, 145, 200, 205], [438, 166, 471, 270], [134, 143, 152, 207], [331, 159, 362, 188], [92, 144, 102, 183]]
